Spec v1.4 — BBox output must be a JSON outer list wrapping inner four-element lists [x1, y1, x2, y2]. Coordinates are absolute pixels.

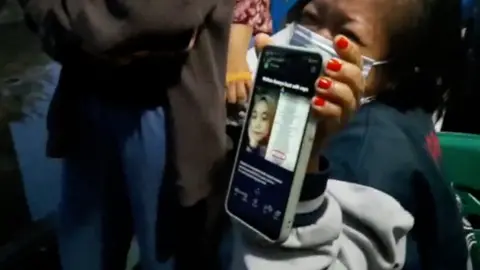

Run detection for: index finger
[[333, 35, 363, 68]]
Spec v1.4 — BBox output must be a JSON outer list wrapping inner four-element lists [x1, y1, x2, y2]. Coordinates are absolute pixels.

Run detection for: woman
[[246, 95, 276, 156], [232, 0, 468, 269]]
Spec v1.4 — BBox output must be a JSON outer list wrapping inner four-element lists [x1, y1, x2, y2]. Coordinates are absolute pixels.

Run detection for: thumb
[[254, 33, 273, 56]]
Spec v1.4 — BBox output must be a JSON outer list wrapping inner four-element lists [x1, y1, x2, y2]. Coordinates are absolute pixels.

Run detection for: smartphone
[[225, 45, 323, 242]]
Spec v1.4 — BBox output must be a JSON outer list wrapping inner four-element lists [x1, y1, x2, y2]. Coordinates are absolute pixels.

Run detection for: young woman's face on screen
[[248, 100, 271, 147]]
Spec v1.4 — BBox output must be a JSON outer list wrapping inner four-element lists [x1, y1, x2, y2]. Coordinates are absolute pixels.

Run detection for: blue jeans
[[56, 96, 166, 270]]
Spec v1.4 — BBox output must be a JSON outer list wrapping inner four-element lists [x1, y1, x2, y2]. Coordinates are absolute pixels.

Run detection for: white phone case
[[225, 45, 320, 243]]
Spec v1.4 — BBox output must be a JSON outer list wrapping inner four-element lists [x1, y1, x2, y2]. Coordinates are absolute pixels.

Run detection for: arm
[[231, 112, 417, 270], [227, 24, 253, 73], [229, 0, 272, 62], [226, 0, 273, 104], [232, 156, 414, 270]]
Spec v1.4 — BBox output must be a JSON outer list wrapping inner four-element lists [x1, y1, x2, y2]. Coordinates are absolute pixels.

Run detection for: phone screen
[[227, 46, 322, 240]]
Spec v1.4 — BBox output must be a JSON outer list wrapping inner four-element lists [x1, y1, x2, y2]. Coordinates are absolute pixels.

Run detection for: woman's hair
[[255, 94, 277, 119], [286, 0, 465, 114]]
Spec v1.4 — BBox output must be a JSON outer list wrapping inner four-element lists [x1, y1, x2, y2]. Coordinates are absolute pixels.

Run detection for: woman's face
[[298, 0, 392, 94], [248, 100, 271, 146]]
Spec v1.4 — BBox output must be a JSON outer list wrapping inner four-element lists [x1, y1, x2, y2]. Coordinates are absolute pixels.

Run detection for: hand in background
[[226, 24, 254, 104], [225, 59, 252, 105]]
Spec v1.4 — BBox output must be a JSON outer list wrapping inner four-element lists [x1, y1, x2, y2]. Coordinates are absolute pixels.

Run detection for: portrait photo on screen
[[245, 88, 279, 158]]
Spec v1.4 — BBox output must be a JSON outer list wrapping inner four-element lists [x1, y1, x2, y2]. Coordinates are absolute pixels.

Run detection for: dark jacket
[[19, 0, 233, 206], [232, 101, 468, 269], [324, 101, 468, 269]]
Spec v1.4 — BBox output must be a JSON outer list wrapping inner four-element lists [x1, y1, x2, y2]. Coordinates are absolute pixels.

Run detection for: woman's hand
[[255, 34, 365, 170]]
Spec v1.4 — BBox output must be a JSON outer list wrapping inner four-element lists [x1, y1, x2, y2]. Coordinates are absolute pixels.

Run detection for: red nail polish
[[336, 37, 349, 50], [327, 58, 342, 72], [313, 97, 325, 107], [317, 78, 332, 89]]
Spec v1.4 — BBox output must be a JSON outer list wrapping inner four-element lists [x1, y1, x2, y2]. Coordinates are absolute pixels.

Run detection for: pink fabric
[[233, 0, 272, 34]]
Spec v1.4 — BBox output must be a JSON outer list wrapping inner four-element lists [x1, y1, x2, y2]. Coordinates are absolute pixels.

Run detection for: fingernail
[[335, 37, 349, 50], [313, 97, 325, 107], [316, 77, 332, 90], [327, 58, 342, 72]]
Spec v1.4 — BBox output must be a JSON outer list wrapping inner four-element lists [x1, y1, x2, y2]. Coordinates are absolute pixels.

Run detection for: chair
[[438, 132, 480, 257], [438, 132, 480, 217], [438, 132, 480, 190]]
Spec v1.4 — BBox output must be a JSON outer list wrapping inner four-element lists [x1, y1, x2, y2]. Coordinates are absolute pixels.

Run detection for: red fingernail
[[313, 97, 325, 107], [316, 78, 332, 89], [336, 37, 349, 50], [327, 58, 342, 72]]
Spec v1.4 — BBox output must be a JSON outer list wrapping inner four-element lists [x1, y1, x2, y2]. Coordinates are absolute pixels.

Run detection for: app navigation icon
[[234, 187, 249, 203], [263, 204, 273, 214], [252, 198, 259, 208], [273, 210, 282, 220]]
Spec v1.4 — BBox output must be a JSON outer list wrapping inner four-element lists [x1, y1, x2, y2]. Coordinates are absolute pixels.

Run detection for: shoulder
[[325, 103, 417, 178], [323, 103, 419, 210]]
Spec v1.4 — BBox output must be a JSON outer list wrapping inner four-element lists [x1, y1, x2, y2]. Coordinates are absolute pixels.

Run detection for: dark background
[[0, 1, 64, 268]]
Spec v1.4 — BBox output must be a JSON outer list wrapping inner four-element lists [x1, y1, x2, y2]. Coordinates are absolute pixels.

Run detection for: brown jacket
[[21, 0, 233, 206]]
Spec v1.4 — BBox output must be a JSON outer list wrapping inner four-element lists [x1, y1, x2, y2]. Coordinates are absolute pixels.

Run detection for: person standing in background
[[17, 0, 233, 270]]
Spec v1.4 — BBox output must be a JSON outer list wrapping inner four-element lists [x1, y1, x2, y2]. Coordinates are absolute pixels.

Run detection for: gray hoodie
[[231, 180, 414, 270]]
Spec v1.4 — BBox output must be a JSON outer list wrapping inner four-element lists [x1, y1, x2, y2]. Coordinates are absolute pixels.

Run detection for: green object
[[438, 131, 480, 218], [438, 132, 480, 191], [438, 132, 480, 268]]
